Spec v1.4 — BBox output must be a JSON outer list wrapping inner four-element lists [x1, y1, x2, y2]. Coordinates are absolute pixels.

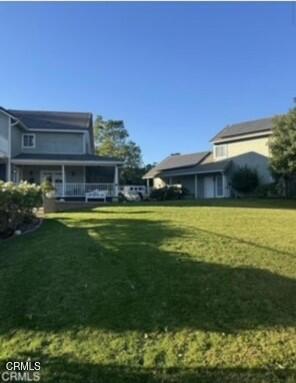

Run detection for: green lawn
[[0, 199, 296, 382]]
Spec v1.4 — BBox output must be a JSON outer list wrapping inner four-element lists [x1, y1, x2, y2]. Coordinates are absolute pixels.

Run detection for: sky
[[0, 2, 295, 164]]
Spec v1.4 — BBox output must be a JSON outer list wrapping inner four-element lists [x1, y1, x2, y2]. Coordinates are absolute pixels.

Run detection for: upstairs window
[[214, 144, 228, 159], [22, 134, 35, 149]]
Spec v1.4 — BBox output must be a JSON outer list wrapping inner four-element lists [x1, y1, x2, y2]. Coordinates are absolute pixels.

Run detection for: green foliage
[[41, 179, 55, 194], [254, 182, 280, 198], [122, 164, 156, 185], [269, 107, 296, 176], [94, 116, 143, 184], [231, 166, 259, 194], [0, 181, 42, 234], [150, 185, 187, 201]]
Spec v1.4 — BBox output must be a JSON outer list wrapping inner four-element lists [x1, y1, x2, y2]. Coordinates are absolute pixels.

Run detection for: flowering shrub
[[0, 181, 42, 236]]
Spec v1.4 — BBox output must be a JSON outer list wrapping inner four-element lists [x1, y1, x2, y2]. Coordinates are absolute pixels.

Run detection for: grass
[[0, 199, 296, 382]]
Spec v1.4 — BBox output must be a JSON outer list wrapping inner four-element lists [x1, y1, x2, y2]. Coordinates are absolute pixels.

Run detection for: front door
[[41, 171, 63, 197], [204, 176, 214, 198]]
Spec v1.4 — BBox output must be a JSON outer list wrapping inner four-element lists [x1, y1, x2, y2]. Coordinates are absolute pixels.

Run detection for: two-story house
[[0, 107, 123, 199], [143, 117, 273, 198]]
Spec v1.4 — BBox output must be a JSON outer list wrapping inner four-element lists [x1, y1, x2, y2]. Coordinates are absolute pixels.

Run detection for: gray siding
[[11, 125, 23, 156], [22, 132, 85, 155], [0, 113, 9, 155]]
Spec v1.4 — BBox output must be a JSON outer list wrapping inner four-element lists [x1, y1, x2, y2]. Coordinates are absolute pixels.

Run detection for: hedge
[[0, 181, 43, 236]]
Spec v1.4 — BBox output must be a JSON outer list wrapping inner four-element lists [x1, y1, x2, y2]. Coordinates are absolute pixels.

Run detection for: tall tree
[[94, 116, 143, 184], [269, 106, 296, 195]]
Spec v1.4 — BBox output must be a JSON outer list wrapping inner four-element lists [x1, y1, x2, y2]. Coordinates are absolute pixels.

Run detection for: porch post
[[222, 172, 227, 198], [62, 165, 65, 198], [194, 174, 198, 199], [146, 178, 150, 195], [114, 165, 119, 197]]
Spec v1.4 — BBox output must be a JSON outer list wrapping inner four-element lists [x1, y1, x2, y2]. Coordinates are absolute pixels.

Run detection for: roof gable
[[211, 117, 274, 142], [143, 151, 210, 179], [7, 109, 92, 131]]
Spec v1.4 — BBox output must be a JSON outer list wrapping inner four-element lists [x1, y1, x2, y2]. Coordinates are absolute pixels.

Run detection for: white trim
[[0, 109, 31, 131], [0, 108, 18, 121], [22, 133, 36, 149]]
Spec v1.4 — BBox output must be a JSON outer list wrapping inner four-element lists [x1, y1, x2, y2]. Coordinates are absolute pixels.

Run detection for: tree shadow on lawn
[[0, 216, 295, 334], [3, 352, 296, 383]]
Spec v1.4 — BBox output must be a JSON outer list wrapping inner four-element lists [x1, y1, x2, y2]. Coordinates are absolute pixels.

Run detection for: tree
[[269, 107, 296, 183], [94, 116, 143, 184], [231, 166, 259, 194]]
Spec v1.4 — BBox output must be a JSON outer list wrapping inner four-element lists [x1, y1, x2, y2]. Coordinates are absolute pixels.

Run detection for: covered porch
[[11, 155, 121, 199]]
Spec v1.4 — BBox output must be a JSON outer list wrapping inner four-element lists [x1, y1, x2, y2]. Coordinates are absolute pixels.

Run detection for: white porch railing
[[63, 183, 115, 197]]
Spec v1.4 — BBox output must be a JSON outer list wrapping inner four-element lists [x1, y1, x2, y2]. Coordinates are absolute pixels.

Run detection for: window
[[214, 144, 228, 159], [22, 134, 35, 148], [216, 174, 223, 197]]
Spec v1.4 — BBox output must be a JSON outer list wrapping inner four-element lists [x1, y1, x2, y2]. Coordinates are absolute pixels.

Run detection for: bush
[[231, 166, 259, 194], [0, 181, 42, 236], [255, 182, 280, 198], [150, 185, 187, 201]]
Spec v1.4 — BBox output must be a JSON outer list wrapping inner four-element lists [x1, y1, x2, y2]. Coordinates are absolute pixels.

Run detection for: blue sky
[[0, 2, 295, 164]]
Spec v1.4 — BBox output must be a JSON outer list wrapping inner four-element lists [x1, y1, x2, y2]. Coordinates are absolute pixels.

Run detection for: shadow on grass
[[2, 352, 296, 383], [0, 215, 295, 335]]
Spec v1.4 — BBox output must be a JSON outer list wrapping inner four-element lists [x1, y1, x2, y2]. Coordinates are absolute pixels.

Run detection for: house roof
[[12, 153, 122, 164], [160, 156, 232, 177], [143, 151, 210, 179], [7, 109, 92, 131], [211, 117, 274, 142]]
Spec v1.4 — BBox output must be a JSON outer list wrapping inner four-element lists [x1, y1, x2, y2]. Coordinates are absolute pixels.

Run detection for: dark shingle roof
[[143, 151, 210, 179], [160, 157, 232, 177], [8, 109, 92, 131], [12, 153, 122, 163], [211, 117, 274, 142]]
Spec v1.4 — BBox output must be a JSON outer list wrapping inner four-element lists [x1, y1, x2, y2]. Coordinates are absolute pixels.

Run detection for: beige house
[[143, 117, 273, 198]]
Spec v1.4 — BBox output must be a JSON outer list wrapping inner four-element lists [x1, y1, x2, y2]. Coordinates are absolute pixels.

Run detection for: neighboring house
[[143, 117, 273, 198], [0, 107, 123, 199]]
